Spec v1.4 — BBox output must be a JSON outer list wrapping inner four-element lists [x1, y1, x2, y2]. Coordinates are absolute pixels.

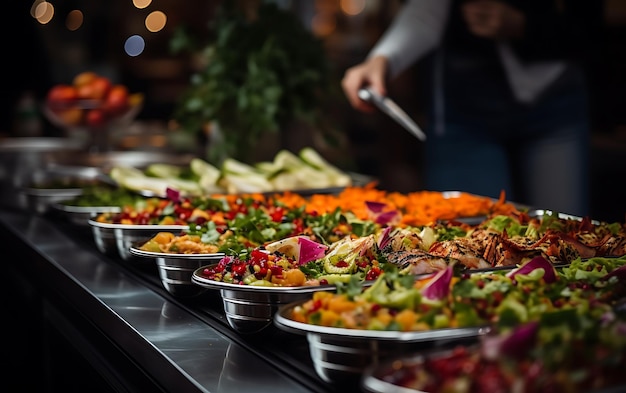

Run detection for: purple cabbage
[[506, 256, 557, 283], [365, 200, 386, 213], [481, 321, 538, 360], [264, 236, 328, 265], [377, 226, 393, 250], [166, 187, 181, 203], [297, 237, 328, 265], [376, 210, 400, 225], [421, 265, 454, 300], [602, 264, 626, 281]]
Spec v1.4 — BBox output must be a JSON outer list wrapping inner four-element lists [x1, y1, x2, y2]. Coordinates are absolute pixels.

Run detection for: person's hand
[[462, 0, 525, 40], [341, 55, 389, 112]]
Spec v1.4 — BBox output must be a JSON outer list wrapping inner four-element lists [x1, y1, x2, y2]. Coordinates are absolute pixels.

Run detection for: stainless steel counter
[[0, 209, 334, 393]]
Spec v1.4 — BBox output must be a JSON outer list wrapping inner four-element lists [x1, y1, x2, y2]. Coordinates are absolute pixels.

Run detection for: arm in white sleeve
[[368, 0, 451, 78]]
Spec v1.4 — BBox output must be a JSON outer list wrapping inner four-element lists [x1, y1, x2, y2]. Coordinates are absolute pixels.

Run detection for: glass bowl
[[43, 95, 143, 152]]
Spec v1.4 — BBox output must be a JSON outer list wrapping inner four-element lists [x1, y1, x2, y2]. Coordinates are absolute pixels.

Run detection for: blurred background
[[2, 0, 625, 222]]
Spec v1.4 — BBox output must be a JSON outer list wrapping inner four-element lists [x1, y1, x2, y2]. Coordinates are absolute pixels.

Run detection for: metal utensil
[[358, 87, 427, 142]]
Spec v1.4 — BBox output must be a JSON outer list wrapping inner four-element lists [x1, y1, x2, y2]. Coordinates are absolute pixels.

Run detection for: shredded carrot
[[270, 186, 520, 227]]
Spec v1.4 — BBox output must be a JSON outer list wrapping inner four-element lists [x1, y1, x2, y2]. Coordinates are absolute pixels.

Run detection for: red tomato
[[86, 108, 106, 127], [90, 76, 112, 100], [104, 85, 129, 115], [72, 71, 98, 88], [46, 85, 78, 107], [77, 76, 111, 100], [56, 106, 83, 126]]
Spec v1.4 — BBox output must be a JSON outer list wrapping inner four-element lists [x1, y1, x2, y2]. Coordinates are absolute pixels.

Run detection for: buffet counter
[[1, 208, 335, 393]]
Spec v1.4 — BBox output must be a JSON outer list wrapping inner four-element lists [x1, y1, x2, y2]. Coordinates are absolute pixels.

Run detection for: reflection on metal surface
[[1, 211, 317, 392], [217, 342, 316, 393]]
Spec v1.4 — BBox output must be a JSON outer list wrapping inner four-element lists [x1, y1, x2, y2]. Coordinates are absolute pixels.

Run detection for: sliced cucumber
[[222, 158, 259, 175], [273, 149, 305, 169], [316, 274, 354, 284], [145, 163, 183, 179]]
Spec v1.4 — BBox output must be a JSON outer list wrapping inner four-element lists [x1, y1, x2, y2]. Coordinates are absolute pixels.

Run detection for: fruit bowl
[[43, 98, 142, 151], [43, 71, 143, 152]]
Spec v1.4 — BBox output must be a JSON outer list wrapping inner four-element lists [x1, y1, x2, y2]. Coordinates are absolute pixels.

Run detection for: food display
[[17, 141, 626, 391], [136, 191, 624, 287]]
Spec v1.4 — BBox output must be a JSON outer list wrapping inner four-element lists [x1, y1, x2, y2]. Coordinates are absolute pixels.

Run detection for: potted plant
[[170, 2, 333, 164]]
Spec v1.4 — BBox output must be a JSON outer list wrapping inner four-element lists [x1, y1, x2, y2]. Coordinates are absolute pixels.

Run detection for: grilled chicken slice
[[385, 249, 452, 275], [428, 239, 491, 269]]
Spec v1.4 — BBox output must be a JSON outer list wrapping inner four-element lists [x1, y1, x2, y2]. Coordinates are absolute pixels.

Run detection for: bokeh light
[[124, 35, 146, 57], [311, 13, 337, 37], [145, 10, 167, 33], [66, 9, 83, 31], [33, 1, 54, 24], [340, 0, 366, 16], [133, 0, 152, 10]]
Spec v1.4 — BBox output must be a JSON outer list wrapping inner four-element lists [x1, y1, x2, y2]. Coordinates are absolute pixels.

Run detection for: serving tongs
[[358, 87, 427, 142]]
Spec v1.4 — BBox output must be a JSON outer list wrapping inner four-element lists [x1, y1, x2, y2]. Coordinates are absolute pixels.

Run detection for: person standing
[[342, 0, 602, 217]]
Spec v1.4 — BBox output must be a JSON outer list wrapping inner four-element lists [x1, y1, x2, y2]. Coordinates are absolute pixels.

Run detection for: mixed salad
[[367, 257, 626, 392], [288, 256, 626, 332]]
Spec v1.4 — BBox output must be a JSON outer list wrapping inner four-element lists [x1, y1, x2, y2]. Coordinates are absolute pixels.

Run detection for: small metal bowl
[[89, 221, 117, 256], [130, 248, 224, 297], [50, 203, 121, 226], [20, 165, 106, 214], [23, 186, 85, 215], [87, 220, 188, 261], [274, 301, 490, 387], [192, 266, 335, 334]]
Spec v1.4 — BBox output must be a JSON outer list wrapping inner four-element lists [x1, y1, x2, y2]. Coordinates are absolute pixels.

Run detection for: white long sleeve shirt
[[367, 0, 565, 104]]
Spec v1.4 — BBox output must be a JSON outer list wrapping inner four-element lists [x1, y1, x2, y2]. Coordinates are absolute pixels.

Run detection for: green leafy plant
[[170, 2, 332, 163]]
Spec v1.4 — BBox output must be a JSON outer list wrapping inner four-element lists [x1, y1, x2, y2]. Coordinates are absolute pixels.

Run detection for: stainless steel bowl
[[274, 301, 490, 387], [0, 137, 85, 209], [50, 203, 122, 226], [88, 220, 188, 260], [20, 165, 110, 214], [192, 267, 334, 334], [23, 186, 84, 215], [90, 222, 117, 256], [131, 248, 224, 297]]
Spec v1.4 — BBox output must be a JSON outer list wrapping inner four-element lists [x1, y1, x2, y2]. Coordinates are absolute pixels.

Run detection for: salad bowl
[[274, 302, 488, 386], [192, 267, 338, 334]]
